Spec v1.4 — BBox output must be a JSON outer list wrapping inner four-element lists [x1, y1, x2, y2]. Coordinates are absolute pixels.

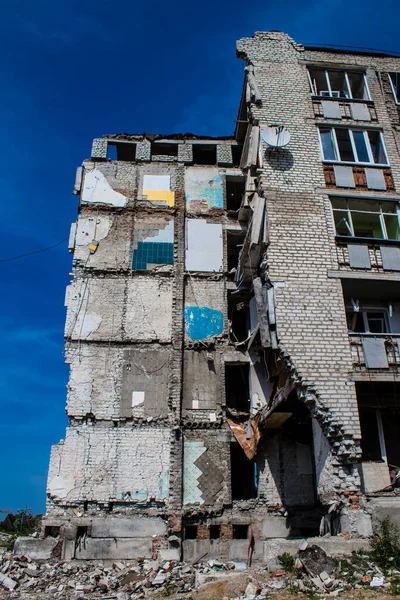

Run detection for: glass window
[[368, 131, 387, 165], [308, 68, 369, 99], [347, 72, 369, 100], [367, 312, 386, 333], [308, 69, 328, 95], [328, 71, 350, 98], [336, 129, 355, 161], [319, 127, 388, 165], [352, 131, 370, 163], [331, 198, 400, 240], [389, 72, 400, 104], [351, 212, 383, 239], [334, 210, 352, 236], [320, 128, 337, 160]]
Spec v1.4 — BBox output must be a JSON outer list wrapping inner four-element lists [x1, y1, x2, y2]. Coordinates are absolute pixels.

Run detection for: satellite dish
[[262, 125, 291, 148]]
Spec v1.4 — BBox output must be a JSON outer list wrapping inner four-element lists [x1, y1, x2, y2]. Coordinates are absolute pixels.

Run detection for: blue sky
[[0, 0, 398, 515]]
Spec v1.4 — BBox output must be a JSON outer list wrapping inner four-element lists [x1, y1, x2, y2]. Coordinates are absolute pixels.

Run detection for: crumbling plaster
[[47, 426, 170, 505]]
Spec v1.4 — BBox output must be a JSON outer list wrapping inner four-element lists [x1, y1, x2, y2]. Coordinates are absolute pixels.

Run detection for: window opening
[[308, 68, 370, 100], [108, 142, 137, 161], [184, 525, 197, 540], [44, 526, 60, 538], [227, 231, 245, 273], [356, 382, 400, 471], [226, 177, 245, 210], [228, 293, 249, 342], [319, 127, 388, 165], [225, 364, 250, 412], [232, 524, 249, 539], [346, 309, 389, 334], [151, 142, 178, 157], [389, 73, 400, 104], [331, 198, 400, 240], [209, 525, 220, 539], [192, 144, 217, 165], [232, 145, 243, 166], [231, 443, 257, 500]]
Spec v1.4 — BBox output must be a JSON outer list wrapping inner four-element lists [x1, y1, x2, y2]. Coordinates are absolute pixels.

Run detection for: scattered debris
[[0, 543, 397, 599]]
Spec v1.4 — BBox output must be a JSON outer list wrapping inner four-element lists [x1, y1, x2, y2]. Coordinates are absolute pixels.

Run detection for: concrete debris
[[0, 543, 396, 599]]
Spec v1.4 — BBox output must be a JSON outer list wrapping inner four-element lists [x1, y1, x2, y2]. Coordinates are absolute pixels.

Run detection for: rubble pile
[[1, 541, 400, 599]]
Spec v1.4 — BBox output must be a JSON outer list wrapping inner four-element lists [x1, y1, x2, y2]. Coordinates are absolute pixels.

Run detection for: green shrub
[[371, 517, 400, 572], [278, 551, 295, 571]]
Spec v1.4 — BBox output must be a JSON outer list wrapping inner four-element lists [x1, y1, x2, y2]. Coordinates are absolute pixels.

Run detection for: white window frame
[[308, 68, 371, 101], [318, 127, 389, 166], [388, 72, 400, 105], [331, 197, 400, 240]]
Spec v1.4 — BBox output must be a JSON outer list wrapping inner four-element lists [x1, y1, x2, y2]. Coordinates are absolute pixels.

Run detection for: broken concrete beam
[[13, 536, 59, 560]]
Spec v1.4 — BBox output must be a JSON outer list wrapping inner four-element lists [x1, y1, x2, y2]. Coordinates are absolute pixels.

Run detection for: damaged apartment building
[[43, 31, 400, 562]]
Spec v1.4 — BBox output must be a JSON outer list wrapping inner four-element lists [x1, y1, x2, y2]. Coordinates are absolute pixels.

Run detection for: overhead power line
[[0, 237, 68, 263]]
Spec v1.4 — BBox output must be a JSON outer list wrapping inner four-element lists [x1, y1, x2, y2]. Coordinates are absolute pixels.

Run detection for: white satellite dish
[[262, 125, 291, 148]]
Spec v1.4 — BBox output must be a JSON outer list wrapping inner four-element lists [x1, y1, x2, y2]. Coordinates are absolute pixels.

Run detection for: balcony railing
[[349, 334, 400, 371], [324, 164, 395, 192], [313, 99, 377, 122], [336, 241, 382, 272]]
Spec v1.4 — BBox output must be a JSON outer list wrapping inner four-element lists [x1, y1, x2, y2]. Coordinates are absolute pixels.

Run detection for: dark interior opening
[[83, 500, 88, 512], [108, 142, 137, 162], [44, 526, 60, 538], [233, 524, 249, 539], [231, 442, 257, 500], [228, 292, 249, 342], [192, 144, 217, 165], [209, 525, 220, 539], [184, 525, 197, 540], [356, 382, 400, 467], [225, 364, 250, 412], [76, 526, 88, 539], [151, 142, 178, 157], [226, 177, 245, 210], [232, 145, 243, 167], [227, 231, 245, 272]]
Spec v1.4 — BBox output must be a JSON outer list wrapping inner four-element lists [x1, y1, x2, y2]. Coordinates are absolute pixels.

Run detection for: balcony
[[313, 99, 377, 122], [335, 240, 400, 273], [350, 334, 400, 372], [324, 164, 395, 192]]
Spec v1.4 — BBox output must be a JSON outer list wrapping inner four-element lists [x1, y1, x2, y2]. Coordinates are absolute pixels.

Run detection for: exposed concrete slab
[[261, 517, 291, 538], [368, 497, 400, 531], [91, 517, 166, 538], [74, 537, 152, 560], [14, 537, 59, 560]]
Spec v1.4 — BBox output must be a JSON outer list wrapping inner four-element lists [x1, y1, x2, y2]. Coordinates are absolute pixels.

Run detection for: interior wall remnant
[[312, 418, 337, 501], [183, 434, 228, 506], [121, 348, 170, 418], [182, 350, 220, 411], [82, 168, 128, 207], [132, 218, 174, 270], [184, 279, 225, 341], [185, 168, 223, 212], [47, 426, 170, 504], [185, 219, 223, 272], [142, 174, 175, 207]]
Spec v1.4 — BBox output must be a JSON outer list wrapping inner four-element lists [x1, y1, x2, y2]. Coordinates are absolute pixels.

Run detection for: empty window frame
[[226, 177, 245, 210], [192, 144, 217, 165], [331, 198, 400, 240], [388, 73, 400, 105], [107, 142, 137, 161], [307, 68, 370, 100], [346, 307, 389, 334], [151, 142, 178, 157], [319, 128, 388, 165]]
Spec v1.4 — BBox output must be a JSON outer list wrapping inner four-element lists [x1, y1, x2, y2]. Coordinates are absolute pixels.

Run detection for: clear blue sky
[[0, 0, 398, 515]]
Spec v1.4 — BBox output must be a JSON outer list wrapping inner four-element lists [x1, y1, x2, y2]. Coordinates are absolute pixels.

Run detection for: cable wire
[[0, 237, 68, 263]]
